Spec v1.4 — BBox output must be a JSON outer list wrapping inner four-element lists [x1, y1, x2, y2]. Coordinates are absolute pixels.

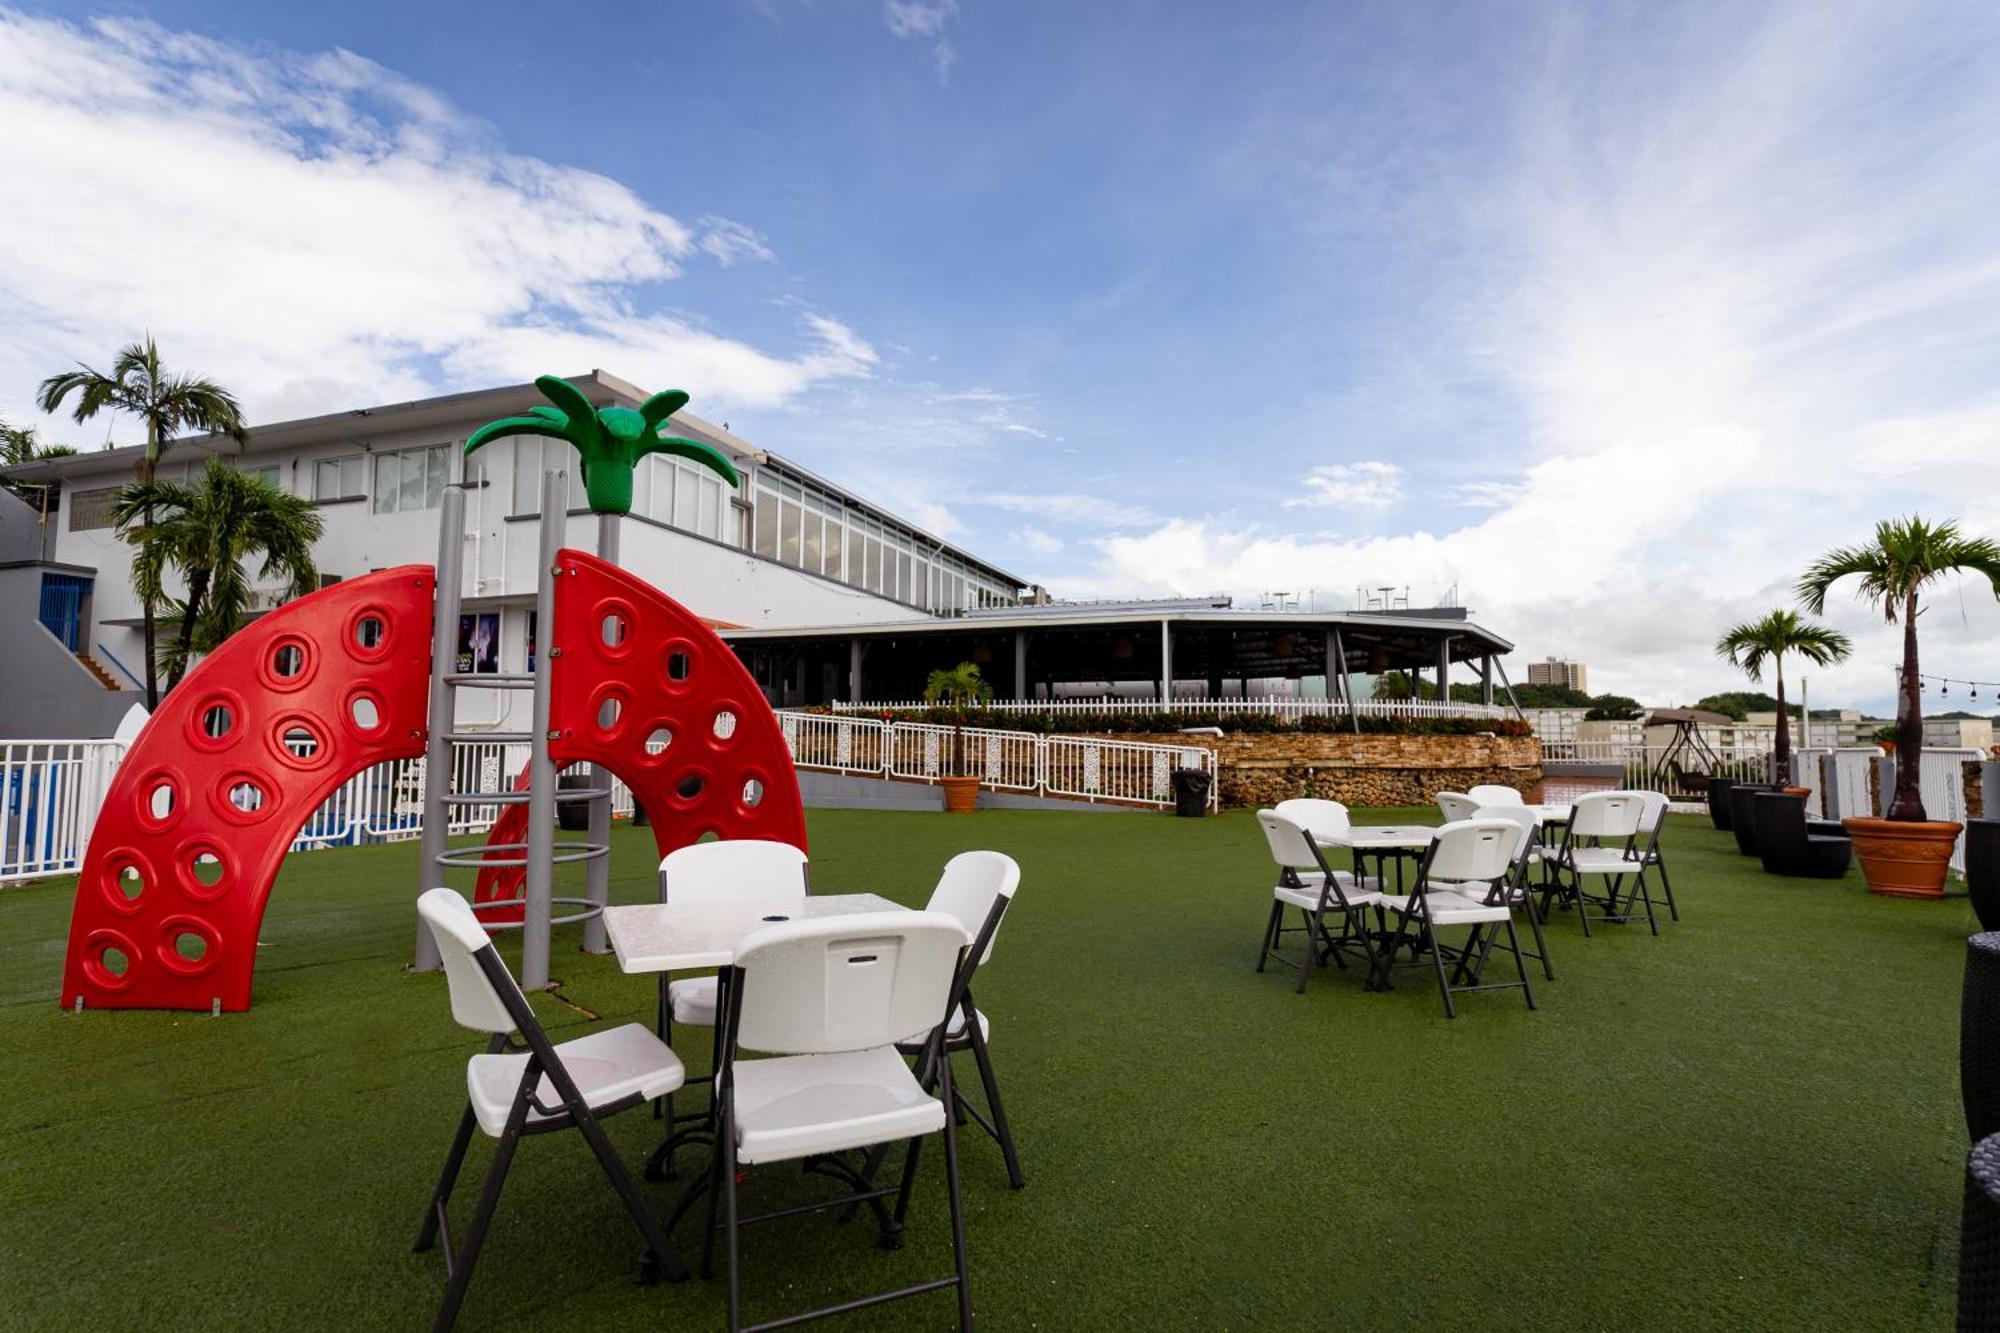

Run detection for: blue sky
[[5, 1, 2000, 713]]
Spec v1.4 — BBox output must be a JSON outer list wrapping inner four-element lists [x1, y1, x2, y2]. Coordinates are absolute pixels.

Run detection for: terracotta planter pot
[[1842, 816, 1963, 899], [940, 775, 981, 814], [1781, 786, 1812, 800]]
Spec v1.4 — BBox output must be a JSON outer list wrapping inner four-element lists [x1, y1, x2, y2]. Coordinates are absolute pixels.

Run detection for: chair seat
[[898, 1004, 990, 1051], [468, 1023, 686, 1137], [1378, 890, 1511, 924], [667, 975, 718, 1027], [731, 1046, 946, 1165], [1274, 874, 1382, 912], [1565, 847, 1643, 875]]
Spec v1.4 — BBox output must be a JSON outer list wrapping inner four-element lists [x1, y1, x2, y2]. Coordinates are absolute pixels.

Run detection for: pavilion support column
[[1324, 629, 1341, 705], [1494, 656, 1526, 719], [1159, 619, 1173, 705], [848, 639, 864, 703], [1013, 632, 1027, 701], [1481, 654, 1494, 706], [1436, 637, 1451, 705], [1332, 626, 1359, 734]]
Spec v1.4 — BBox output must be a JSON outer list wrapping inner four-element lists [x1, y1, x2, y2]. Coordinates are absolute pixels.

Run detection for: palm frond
[[645, 434, 740, 487]]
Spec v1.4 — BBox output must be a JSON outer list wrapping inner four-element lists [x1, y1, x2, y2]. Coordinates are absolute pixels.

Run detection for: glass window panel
[[630, 454, 651, 516], [372, 455, 395, 513], [512, 439, 539, 515], [425, 447, 446, 508], [865, 538, 881, 592], [652, 457, 675, 523], [779, 498, 801, 566], [315, 459, 338, 498], [754, 495, 779, 557], [345, 455, 364, 496], [847, 529, 864, 585], [801, 512, 822, 572], [699, 476, 720, 539], [675, 463, 701, 530], [396, 451, 422, 510], [898, 553, 913, 603], [823, 520, 843, 580]]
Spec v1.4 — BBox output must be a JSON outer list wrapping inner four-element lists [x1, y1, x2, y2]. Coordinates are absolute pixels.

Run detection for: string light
[[1902, 670, 2000, 699]]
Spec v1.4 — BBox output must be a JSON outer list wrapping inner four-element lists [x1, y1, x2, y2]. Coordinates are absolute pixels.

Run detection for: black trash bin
[[557, 770, 593, 832], [1170, 768, 1211, 817]]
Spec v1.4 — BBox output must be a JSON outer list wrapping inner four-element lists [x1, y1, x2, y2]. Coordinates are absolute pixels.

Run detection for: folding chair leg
[[570, 1106, 687, 1283], [1523, 890, 1556, 980], [938, 1056, 976, 1331], [1655, 860, 1679, 921], [1256, 899, 1283, 972], [1295, 907, 1324, 993], [1451, 925, 1484, 986], [1427, 917, 1457, 1019], [415, 1102, 478, 1253], [1506, 917, 1537, 1010], [722, 1116, 743, 1333], [965, 1020, 1024, 1190], [432, 1123, 521, 1333], [1637, 869, 1660, 937], [891, 1130, 926, 1228], [701, 1120, 726, 1281], [1571, 871, 1594, 937]]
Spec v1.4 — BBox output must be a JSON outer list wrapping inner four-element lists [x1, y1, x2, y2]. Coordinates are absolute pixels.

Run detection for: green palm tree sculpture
[[1713, 609, 1852, 784], [38, 337, 248, 708], [112, 459, 324, 692], [464, 374, 738, 515], [1797, 516, 2000, 820]]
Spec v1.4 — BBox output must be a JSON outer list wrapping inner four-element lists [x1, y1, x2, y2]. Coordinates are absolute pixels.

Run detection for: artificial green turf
[[1, 809, 1975, 1329]]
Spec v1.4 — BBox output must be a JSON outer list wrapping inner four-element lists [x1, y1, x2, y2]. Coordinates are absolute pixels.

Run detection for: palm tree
[[112, 460, 323, 692], [1714, 609, 1852, 783], [1798, 516, 2000, 820], [38, 338, 247, 707], [924, 662, 993, 777], [463, 374, 738, 514], [0, 419, 77, 506]]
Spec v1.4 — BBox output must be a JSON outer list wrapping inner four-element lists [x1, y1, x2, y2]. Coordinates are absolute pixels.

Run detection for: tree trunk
[[1889, 592, 1926, 820], [137, 442, 158, 712], [166, 567, 209, 694], [1772, 656, 1790, 783]]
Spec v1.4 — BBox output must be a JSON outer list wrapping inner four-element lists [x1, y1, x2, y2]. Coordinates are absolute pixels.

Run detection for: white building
[[1, 371, 1026, 736], [1526, 657, 1589, 693]]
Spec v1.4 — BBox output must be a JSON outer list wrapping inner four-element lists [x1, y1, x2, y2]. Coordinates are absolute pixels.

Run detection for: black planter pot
[[1727, 783, 1778, 856], [1971, 820, 2000, 932], [1965, 933, 2000, 1142], [1707, 776, 1738, 831]]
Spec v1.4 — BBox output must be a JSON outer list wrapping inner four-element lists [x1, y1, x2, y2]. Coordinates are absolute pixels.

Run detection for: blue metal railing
[[94, 643, 145, 691]]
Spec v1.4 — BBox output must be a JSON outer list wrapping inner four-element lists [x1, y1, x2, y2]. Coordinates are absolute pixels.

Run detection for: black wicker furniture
[[1964, 934, 2000, 1144], [1964, 1131, 2000, 1327], [1726, 783, 1779, 857], [1970, 820, 2000, 934], [1707, 776, 1738, 831], [1749, 792, 1852, 879]]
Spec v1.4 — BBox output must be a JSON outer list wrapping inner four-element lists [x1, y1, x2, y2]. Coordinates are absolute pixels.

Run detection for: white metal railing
[[779, 710, 1219, 809], [1921, 748, 1982, 873], [0, 740, 127, 882], [829, 695, 1507, 722]]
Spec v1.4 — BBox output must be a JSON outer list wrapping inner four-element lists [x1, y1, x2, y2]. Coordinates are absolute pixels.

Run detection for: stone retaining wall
[[1086, 731, 1542, 809]]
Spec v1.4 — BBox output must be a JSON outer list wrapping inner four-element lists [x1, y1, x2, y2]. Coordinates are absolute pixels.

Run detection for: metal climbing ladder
[[411, 467, 616, 988]]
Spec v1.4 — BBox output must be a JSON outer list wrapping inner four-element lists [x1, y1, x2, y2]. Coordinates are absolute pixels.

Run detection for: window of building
[[510, 439, 586, 514], [314, 455, 365, 500], [67, 485, 121, 532], [240, 464, 283, 490], [753, 491, 779, 558], [373, 445, 446, 514]]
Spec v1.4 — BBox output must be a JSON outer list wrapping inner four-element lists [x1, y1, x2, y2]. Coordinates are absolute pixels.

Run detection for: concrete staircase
[[75, 652, 124, 691]]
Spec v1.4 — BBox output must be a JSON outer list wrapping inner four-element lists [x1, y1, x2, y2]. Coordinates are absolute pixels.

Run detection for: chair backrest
[[1435, 792, 1479, 822], [1569, 791, 1645, 839], [732, 911, 969, 1056], [1473, 803, 1538, 865], [1424, 820, 1521, 885], [1256, 809, 1326, 871], [659, 838, 809, 905], [927, 850, 1020, 967], [1274, 797, 1350, 837], [418, 887, 521, 1034], [1466, 784, 1525, 807]]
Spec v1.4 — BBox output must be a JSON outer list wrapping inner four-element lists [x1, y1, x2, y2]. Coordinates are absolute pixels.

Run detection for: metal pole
[[1331, 627, 1359, 734], [1493, 656, 1526, 720], [1436, 636, 1451, 706], [1481, 654, 1494, 706], [580, 511, 618, 955], [850, 638, 866, 701], [1159, 620, 1172, 704], [521, 468, 564, 990], [413, 483, 467, 973], [1013, 632, 1027, 702]]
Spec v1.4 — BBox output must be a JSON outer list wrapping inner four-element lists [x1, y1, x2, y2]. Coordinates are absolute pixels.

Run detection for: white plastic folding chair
[[1254, 809, 1383, 993], [1634, 790, 1678, 921], [1273, 796, 1353, 838], [700, 911, 976, 1332], [1545, 791, 1658, 936], [1467, 784, 1525, 807], [1435, 791, 1479, 822], [412, 888, 687, 1332], [1373, 820, 1537, 1018], [1469, 803, 1555, 980], [650, 839, 809, 1176]]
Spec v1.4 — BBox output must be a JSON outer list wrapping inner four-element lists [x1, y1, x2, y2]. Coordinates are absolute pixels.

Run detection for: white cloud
[[1444, 480, 1528, 509], [979, 493, 1157, 529], [1282, 460, 1402, 509], [0, 10, 873, 429], [883, 0, 960, 84], [1010, 526, 1063, 556]]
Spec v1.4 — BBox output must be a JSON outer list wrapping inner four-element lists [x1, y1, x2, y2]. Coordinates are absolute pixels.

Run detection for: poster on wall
[[525, 612, 536, 674], [456, 612, 499, 674]]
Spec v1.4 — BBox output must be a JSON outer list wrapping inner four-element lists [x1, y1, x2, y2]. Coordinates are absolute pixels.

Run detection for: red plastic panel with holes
[[471, 548, 806, 917], [60, 567, 435, 1012]]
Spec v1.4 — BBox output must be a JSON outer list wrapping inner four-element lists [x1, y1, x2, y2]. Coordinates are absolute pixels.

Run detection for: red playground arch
[[472, 549, 807, 918], [61, 568, 436, 1012]]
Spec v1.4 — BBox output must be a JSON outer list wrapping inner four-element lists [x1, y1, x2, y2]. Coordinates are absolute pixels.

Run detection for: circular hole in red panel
[[156, 916, 219, 977], [99, 851, 147, 916], [180, 843, 230, 902], [740, 774, 766, 811], [592, 688, 629, 739], [710, 708, 739, 745], [261, 636, 316, 691], [213, 771, 276, 825], [189, 693, 243, 752], [271, 716, 330, 771], [639, 725, 674, 765], [694, 829, 722, 844], [663, 642, 695, 690], [135, 771, 183, 833], [345, 690, 385, 740], [83, 930, 137, 990], [346, 606, 392, 663], [671, 771, 709, 807], [595, 600, 636, 661]]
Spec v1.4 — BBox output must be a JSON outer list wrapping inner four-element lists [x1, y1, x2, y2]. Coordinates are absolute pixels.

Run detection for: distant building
[[1527, 657, 1589, 693]]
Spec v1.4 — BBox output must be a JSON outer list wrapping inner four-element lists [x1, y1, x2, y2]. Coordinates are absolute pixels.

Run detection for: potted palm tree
[[1714, 609, 1852, 798], [924, 662, 992, 813], [1798, 516, 2000, 898]]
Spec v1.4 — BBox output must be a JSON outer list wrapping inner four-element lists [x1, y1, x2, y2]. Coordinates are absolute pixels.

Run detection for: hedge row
[[806, 706, 1533, 739]]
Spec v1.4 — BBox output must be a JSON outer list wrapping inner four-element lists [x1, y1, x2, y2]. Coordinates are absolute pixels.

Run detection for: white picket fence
[[829, 695, 1506, 722], [778, 710, 1220, 810]]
